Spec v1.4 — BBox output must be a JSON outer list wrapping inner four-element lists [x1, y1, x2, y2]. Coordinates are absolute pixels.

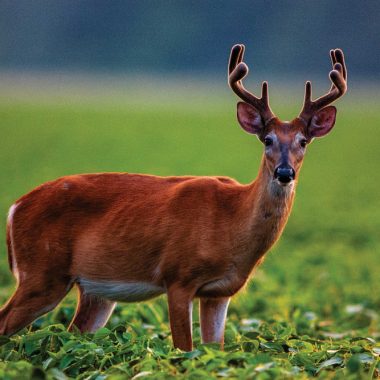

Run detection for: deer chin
[[275, 179, 294, 188], [268, 178, 295, 198]]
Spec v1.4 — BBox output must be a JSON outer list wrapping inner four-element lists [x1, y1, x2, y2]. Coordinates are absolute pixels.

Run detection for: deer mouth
[[275, 178, 294, 187]]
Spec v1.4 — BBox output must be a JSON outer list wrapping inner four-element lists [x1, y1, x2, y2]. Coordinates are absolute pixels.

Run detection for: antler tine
[[299, 49, 347, 123], [228, 44, 275, 123], [331, 49, 347, 80], [228, 44, 244, 75]]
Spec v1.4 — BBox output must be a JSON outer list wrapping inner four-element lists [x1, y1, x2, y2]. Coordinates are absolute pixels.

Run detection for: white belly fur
[[79, 278, 165, 302]]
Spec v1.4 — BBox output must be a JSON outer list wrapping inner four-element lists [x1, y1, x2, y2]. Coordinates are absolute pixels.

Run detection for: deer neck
[[251, 156, 296, 214], [241, 156, 296, 267]]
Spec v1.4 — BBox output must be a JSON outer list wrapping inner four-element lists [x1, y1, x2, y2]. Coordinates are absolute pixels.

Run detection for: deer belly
[[79, 278, 165, 302], [197, 275, 246, 298]]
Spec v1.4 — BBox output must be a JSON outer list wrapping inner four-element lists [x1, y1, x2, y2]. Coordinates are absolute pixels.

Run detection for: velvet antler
[[228, 44, 275, 124], [299, 49, 347, 124]]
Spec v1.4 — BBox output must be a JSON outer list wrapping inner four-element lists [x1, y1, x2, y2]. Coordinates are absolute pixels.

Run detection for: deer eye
[[300, 138, 307, 148], [264, 137, 273, 147]]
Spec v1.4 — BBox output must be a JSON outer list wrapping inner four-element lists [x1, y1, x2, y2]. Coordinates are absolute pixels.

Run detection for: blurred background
[[0, 0, 379, 345], [0, 0, 379, 76], [1, 0, 380, 105]]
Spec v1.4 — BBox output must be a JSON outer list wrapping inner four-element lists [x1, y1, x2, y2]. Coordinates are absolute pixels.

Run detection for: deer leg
[[199, 297, 230, 349], [167, 285, 194, 351], [68, 285, 116, 333], [0, 278, 72, 336]]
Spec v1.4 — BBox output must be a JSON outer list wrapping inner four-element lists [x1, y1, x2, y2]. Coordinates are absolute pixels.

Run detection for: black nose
[[274, 167, 295, 183]]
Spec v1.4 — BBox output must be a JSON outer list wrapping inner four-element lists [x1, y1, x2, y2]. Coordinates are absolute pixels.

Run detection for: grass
[[0, 88, 379, 379]]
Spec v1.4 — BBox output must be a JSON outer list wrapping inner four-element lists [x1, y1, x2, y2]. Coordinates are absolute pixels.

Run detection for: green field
[[0, 87, 379, 379]]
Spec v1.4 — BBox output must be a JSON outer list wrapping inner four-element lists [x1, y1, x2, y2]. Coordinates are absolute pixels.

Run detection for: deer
[[0, 44, 347, 351]]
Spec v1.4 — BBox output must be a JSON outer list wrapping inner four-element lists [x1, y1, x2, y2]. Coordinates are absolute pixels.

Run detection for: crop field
[[0, 84, 379, 379]]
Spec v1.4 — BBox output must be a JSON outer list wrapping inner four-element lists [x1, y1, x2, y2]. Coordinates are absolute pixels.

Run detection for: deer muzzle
[[274, 166, 295, 184]]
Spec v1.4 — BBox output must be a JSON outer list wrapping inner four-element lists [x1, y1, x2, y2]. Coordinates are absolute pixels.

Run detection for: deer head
[[229, 44, 347, 186]]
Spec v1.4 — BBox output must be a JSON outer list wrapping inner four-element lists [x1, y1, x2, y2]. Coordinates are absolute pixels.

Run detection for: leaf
[[321, 332, 349, 339], [241, 318, 261, 327], [42, 357, 54, 370], [260, 341, 284, 353], [24, 340, 41, 356], [93, 328, 112, 340], [243, 331, 260, 340], [346, 354, 361, 373], [350, 336, 376, 343], [59, 354, 76, 370], [316, 357, 343, 373], [346, 353, 374, 374], [48, 368, 68, 380], [287, 339, 314, 353], [0, 336, 10, 346], [254, 362, 275, 372], [246, 353, 274, 366], [369, 357, 380, 379], [351, 345, 364, 353], [345, 304, 364, 314], [183, 349, 202, 359], [291, 352, 315, 368], [355, 353, 374, 364], [131, 371, 153, 380], [62, 340, 78, 352], [24, 330, 51, 341], [242, 340, 259, 353]]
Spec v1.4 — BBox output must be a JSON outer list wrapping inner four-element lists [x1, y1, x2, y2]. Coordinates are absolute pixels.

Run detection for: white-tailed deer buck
[[1, 45, 347, 351]]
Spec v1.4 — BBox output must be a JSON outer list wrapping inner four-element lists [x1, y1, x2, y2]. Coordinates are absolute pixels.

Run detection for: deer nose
[[274, 166, 295, 184]]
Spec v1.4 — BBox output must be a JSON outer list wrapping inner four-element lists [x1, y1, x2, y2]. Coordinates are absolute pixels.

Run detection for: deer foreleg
[[167, 285, 194, 351], [199, 297, 230, 349]]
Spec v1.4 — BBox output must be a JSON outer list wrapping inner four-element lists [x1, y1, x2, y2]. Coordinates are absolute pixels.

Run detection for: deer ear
[[309, 106, 337, 137], [237, 102, 264, 135]]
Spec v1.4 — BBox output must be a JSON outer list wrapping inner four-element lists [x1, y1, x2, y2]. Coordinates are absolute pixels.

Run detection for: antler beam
[[228, 44, 275, 124], [299, 49, 347, 123]]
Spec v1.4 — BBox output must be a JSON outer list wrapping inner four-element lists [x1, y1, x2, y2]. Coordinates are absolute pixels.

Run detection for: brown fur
[[0, 120, 300, 350], [0, 44, 346, 351]]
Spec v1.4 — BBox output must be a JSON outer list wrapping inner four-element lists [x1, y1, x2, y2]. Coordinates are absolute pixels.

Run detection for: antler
[[228, 44, 275, 124], [299, 49, 347, 123]]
